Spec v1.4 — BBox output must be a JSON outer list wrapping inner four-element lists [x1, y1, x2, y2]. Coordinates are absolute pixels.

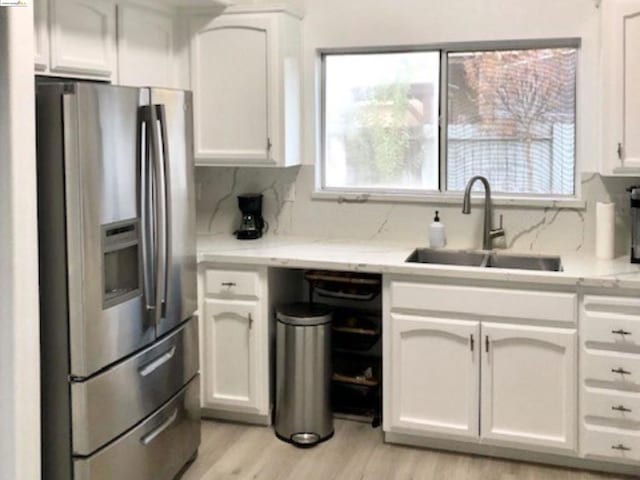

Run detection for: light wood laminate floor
[[182, 420, 630, 480]]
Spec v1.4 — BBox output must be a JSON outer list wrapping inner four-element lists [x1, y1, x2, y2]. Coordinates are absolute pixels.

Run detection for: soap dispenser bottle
[[429, 211, 446, 248]]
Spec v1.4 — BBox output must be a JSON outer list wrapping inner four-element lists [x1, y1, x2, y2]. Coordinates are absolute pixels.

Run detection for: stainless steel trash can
[[274, 303, 333, 447]]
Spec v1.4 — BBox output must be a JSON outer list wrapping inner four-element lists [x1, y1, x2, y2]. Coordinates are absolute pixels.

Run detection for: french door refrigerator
[[36, 82, 199, 480]]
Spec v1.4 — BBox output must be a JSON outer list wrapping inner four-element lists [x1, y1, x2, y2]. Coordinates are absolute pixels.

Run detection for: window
[[320, 42, 579, 198], [323, 52, 440, 192]]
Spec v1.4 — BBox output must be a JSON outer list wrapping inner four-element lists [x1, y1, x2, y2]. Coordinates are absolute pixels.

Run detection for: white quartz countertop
[[197, 235, 640, 289]]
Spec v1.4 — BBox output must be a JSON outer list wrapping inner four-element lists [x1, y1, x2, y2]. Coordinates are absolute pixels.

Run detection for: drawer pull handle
[[221, 282, 237, 287], [612, 444, 631, 452], [612, 367, 632, 375], [139, 346, 177, 377], [612, 405, 632, 413], [140, 409, 178, 446], [612, 329, 632, 336]]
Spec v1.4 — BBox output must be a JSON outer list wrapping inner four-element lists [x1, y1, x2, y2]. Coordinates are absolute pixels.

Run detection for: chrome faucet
[[462, 175, 505, 250]]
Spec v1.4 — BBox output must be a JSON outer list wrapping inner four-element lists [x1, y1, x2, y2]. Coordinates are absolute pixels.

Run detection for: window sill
[[311, 190, 587, 209]]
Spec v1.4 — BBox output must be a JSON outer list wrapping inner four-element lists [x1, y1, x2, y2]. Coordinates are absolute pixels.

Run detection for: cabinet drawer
[[389, 281, 576, 324], [74, 376, 201, 480], [71, 318, 199, 455], [583, 350, 640, 389], [582, 427, 640, 463], [583, 314, 640, 350], [205, 269, 260, 298], [585, 295, 640, 315], [583, 295, 640, 350], [583, 389, 640, 427]]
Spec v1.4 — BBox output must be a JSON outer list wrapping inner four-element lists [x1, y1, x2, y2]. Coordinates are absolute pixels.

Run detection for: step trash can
[[274, 302, 334, 447]]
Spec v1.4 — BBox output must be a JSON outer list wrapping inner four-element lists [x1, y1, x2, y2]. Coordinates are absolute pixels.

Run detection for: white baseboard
[[384, 432, 639, 477], [201, 407, 272, 426]]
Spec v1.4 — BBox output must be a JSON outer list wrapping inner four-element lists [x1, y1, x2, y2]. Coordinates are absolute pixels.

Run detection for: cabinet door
[[202, 298, 266, 415], [602, 0, 640, 173], [481, 323, 577, 452], [49, 0, 116, 77], [117, 4, 175, 88], [387, 313, 480, 440], [190, 15, 272, 165], [34, 0, 49, 71]]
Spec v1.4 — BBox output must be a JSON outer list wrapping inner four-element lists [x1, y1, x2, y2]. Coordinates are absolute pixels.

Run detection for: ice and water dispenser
[[102, 219, 142, 308]]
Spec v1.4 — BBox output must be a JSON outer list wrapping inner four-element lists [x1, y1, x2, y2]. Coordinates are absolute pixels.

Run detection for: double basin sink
[[406, 248, 563, 272]]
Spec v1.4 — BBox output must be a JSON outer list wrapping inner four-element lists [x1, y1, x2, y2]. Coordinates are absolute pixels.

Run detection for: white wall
[[300, 0, 601, 172], [0, 6, 41, 480], [197, 0, 638, 254]]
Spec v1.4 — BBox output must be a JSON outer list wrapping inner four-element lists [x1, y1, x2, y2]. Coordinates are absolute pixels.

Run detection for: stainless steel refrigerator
[[36, 82, 200, 480]]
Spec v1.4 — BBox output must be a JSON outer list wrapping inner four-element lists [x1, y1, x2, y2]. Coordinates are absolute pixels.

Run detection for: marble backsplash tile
[[195, 165, 639, 256]]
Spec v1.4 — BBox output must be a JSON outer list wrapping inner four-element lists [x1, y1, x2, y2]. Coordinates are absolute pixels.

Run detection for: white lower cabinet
[[481, 323, 577, 451], [580, 294, 640, 465], [200, 266, 270, 421], [388, 314, 479, 440], [384, 277, 578, 457], [202, 299, 265, 415]]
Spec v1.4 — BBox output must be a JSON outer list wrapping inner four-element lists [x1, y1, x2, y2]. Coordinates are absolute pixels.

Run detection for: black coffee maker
[[236, 194, 267, 240]]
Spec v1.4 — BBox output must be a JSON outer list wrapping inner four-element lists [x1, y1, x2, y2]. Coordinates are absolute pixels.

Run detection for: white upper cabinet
[[601, 0, 640, 174], [117, 3, 176, 88], [481, 323, 577, 453], [49, 0, 117, 78], [387, 314, 480, 441], [34, 0, 49, 71], [34, 0, 221, 83], [190, 6, 302, 167]]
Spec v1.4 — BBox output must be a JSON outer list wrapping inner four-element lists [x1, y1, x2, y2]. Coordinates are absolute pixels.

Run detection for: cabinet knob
[[612, 405, 632, 413], [612, 367, 632, 376], [612, 329, 632, 336], [612, 444, 631, 452]]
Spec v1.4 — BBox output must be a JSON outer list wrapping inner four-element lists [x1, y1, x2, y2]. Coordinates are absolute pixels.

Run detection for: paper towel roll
[[596, 202, 616, 260]]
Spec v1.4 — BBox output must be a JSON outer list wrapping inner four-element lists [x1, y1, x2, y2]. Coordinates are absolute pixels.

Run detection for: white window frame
[[316, 38, 583, 208]]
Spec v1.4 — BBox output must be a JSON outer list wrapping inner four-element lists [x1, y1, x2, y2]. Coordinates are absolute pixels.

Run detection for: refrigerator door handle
[[139, 408, 178, 446], [149, 104, 167, 325], [156, 104, 172, 318], [139, 108, 156, 318]]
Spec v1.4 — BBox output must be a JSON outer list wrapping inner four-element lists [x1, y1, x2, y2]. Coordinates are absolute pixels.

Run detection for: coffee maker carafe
[[236, 194, 267, 240], [629, 186, 640, 263]]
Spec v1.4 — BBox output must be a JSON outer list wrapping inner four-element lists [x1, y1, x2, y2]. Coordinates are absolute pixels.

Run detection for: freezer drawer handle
[[139, 346, 177, 377], [612, 405, 632, 413], [612, 367, 632, 376], [612, 444, 631, 452], [140, 409, 178, 446], [612, 329, 632, 336]]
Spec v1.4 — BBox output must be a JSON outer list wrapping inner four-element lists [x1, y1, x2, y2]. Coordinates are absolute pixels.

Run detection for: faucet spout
[[461, 175, 504, 250]]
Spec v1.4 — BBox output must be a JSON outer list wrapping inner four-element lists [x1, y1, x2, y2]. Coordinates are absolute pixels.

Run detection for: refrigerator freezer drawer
[[74, 375, 201, 480], [72, 317, 199, 455]]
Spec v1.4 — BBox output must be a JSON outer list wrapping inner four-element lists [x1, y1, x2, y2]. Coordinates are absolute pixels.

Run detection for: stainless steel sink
[[405, 248, 488, 267], [485, 253, 563, 272], [406, 248, 563, 272]]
